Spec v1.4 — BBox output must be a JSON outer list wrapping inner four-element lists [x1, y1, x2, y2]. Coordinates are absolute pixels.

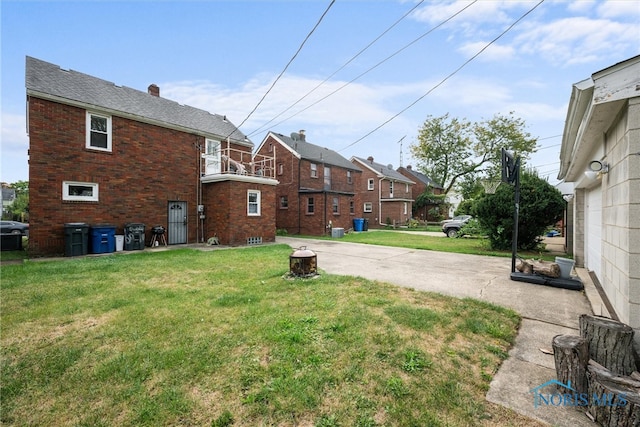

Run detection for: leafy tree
[[410, 112, 537, 194], [473, 171, 564, 250], [6, 181, 29, 221]]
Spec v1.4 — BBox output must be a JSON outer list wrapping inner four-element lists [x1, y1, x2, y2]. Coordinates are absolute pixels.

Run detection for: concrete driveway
[[277, 236, 602, 426]]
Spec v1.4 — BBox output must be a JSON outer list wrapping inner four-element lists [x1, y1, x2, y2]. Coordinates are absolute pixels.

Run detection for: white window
[[248, 190, 261, 216], [204, 139, 221, 175], [364, 202, 373, 213], [332, 197, 339, 214], [347, 170, 352, 184], [367, 178, 374, 190], [310, 163, 317, 178], [404, 202, 408, 215], [406, 183, 409, 192], [324, 166, 331, 189], [86, 112, 112, 151], [63, 181, 99, 202]]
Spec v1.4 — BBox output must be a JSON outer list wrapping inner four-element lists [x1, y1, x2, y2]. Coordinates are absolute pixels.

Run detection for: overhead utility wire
[[246, 0, 425, 138], [338, 0, 545, 152], [226, 0, 335, 139], [251, 0, 478, 137]]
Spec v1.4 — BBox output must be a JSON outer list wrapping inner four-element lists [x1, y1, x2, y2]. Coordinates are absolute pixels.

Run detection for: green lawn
[[0, 245, 541, 426]]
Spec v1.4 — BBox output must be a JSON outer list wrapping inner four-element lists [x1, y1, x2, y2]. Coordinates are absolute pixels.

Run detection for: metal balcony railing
[[202, 147, 275, 180]]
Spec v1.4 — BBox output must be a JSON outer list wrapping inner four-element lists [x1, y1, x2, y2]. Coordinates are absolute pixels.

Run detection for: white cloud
[[597, 1, 640, 19], [457, 41, 515, 62]]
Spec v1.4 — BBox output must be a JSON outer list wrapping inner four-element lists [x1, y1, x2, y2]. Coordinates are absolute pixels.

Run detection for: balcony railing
[[202, 147, 275, 180]]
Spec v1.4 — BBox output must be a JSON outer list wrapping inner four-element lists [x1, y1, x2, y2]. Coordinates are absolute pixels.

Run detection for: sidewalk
[[276, 236, 601, 426]]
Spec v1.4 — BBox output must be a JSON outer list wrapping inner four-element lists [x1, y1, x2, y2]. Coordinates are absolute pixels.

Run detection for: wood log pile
[[552, 314, 640, 426], [516, 258, 560, 277]]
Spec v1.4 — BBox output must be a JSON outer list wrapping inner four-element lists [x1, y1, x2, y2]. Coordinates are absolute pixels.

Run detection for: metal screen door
[[167, 201, 187, 244]]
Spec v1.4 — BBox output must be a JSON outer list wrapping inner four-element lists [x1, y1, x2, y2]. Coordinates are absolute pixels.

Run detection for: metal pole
[[511, 158, 521, 273]]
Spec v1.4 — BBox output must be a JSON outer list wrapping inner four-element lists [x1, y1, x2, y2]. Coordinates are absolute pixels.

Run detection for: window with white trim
[[349, 200, 354, 214], [248, 190, 261, 216], [364, 202, 373, 213], [404, 202, 408, 215], [307, 197, 315, 214], [280, 195, 288, 209], [86, 112, 112, 151], [63, 181, 99, 202], [310, 163, 317, 178], [406, 183, 409, 192], [367, 178, 374, 190], [347, 170, 352, 184], [332, 197, 339, 214]]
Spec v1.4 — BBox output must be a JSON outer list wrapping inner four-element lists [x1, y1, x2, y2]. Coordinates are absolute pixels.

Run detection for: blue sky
[[2, 0, 639, 186]]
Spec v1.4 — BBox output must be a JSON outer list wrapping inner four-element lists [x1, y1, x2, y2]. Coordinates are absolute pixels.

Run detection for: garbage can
[[1, 233, 23, 251], [124, 223, 145, 250], [115, 235, 124, 252], [64, 223, 89, 257], [353, 218, 364, 232], [363, 218, 369, 231], [90, 224, 116, 254]]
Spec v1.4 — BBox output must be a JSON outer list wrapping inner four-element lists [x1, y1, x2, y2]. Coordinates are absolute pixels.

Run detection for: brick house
[[351, 156, 414, 228], [397, 165, 444, 222], [255, 131, 362, 236], [26, 56, 277, 256]]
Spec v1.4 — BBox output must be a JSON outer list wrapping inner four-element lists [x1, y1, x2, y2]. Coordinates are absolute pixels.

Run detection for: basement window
[[63, 181, 99, 202]]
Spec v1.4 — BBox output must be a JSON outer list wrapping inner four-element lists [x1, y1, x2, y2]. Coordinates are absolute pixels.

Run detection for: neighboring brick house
[[255, 131, 362, 236], [397, 165, 444, 222], [351, 156, 414, 228], [26, 56, 277, 256]]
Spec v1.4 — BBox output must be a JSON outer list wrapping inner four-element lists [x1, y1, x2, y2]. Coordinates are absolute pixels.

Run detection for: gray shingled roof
[[272, 132, 360, 171], [401, 167, 443, 189], [25, 56, 249, 144], [352, 156, 414, 184]]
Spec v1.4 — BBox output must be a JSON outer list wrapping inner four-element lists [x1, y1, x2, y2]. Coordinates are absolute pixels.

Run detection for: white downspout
[[378, 176, 384, 226]]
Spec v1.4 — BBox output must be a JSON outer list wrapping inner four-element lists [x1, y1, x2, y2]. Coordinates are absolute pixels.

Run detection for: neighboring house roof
[[25, 56, 250, 146], [399, 166, 443, 189], [267, 132, 360, 171], [352, 156, 415, 185], [1, 188, 16, 205]]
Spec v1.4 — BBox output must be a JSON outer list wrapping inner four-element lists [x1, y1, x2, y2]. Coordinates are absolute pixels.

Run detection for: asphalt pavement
[[276, 235, 605, 426]]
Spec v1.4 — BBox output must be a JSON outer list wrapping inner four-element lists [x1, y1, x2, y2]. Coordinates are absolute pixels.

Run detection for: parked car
[[441, 215, 472, 238], [0, 221, 29, 235]]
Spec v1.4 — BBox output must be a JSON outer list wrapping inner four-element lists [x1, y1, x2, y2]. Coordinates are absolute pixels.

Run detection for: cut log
[[552, 334, 589, 394], [515, 259, 560, 278], [580, 314, 637, 376], [587, 360, 640, 427]]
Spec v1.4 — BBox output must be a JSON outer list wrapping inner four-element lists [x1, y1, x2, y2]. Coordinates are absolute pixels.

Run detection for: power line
[[247, 0, 426, 138], [249, 0, 478, 137], [227, 0, 336, 139], [338, 0, 545, 153]]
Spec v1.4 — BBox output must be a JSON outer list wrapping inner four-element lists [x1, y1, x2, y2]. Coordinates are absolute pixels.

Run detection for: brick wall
[[27, 96, 269, 256]]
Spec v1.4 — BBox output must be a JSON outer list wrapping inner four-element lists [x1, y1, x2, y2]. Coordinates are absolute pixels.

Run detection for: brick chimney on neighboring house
[[406, 165, 412, 170], [148, 84, 160, 97], [367, 156, 374, 164], [299, 129, 306, 141]]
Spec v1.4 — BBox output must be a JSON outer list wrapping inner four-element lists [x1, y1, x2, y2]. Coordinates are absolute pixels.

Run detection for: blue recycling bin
[[90, 224, 116, 254], [353, 218, 365, 232]]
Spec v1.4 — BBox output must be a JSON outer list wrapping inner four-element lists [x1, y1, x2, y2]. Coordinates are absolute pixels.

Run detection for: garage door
[[585, 186, 602, 280]]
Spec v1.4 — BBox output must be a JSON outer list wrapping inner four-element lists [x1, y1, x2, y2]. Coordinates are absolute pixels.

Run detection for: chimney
[[299, 130, 306, 141], [367, 156, 374, 164], [407, 165, 412, 170], [148, 84, 160, 97]]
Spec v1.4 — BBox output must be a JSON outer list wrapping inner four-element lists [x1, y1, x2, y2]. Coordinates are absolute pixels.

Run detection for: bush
[[473, 171, 564, 250], [457, 218, 487, 238]]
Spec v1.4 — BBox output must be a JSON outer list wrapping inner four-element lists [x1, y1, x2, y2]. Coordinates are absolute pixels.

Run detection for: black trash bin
[[1, 233, 23, 251], [363, 218, 369, 231], [124, 223, 145, 250], [64, 223, 89, 256]]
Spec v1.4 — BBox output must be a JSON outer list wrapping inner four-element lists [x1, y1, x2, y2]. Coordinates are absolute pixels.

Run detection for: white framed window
[[63, 181, 99, 202], [277, 163, 283, 175], [364, 202, 373, 213], [349, 200, 354, 214], [310, 163, 317, 178], [307, 197, 315, 214], [324, 166, 331, 189], [405, 183, 409, 192], [86, 112, 112, 151], [332, 197, 339, 214], [404, 202, 408, 215], [347, 170, 352, 184], [247, 190, 261, 216], [280, 195, 288, 209], [367, 178, 374, 190], [204, 139, 221, 175]]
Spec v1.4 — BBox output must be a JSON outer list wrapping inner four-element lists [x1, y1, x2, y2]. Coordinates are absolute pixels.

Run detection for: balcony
[[201, 147, 276, 184]]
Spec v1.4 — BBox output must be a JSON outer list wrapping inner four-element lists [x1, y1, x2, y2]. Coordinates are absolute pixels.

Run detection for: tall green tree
[[410, 112, 537, 194], [6, 180, 29, 221]]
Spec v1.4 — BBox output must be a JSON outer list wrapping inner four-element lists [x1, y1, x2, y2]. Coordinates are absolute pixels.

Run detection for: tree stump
[[587, 360, 640, 427], [579, 314, 637, 376], [552, 334, 589, 394]]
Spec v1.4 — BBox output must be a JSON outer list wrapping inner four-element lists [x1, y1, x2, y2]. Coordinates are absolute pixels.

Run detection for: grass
[[0, 245, 540, 426]]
